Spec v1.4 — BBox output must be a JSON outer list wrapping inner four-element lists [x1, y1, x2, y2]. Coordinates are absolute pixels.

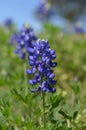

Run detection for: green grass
[[0, 24, 86, 129]]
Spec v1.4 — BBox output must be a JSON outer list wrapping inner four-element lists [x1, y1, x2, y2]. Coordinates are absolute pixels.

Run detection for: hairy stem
[[41, 90, 45, 128], [24, 63, 28, 97]]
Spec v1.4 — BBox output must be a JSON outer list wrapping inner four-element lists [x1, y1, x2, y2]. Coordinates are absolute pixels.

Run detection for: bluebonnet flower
[[27, 39, 57, 93], [4, 18, 13, 28], [36, 1, 53, 20], [74, 22, 84, 34], [74, 26, 84, 34], [15, 25, 37, 59]]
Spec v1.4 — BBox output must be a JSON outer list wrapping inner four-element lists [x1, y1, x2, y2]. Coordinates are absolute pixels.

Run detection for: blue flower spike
[[27, 39, 57, 93]]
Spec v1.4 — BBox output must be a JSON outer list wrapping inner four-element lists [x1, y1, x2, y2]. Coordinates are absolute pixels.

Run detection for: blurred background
[[0, 0, 86, 33], [0, 0, 86, 129]]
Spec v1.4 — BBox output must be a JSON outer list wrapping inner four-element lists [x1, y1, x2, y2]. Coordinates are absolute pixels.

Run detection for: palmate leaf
[[11, 88, 26, 103], [59, 110, 72, 120], [0, 112, 6, 125], [58, 104, 73, 120], [73, 103, 80, 120], [70, 81, 81, 94], [49, 90, 65, 109]]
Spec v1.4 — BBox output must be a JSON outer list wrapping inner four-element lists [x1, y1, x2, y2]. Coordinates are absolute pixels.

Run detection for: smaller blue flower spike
[[15, 25, 37, 59], [36, 1, 53, 20], [4, 18, 13, 28], [27, 39, 57, 93], [75, 26, 84, 34]]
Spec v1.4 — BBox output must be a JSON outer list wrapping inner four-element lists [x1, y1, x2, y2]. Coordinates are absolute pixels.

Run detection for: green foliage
[[0, 24, 86, 129]]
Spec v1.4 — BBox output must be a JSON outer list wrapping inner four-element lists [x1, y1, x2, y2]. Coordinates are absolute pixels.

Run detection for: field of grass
[[0, 24, 86, 130]]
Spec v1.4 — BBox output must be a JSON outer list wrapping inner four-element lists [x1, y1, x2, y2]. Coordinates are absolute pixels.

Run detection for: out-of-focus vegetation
[[36, 0, 86, 21], [0, 23, 86, 130]]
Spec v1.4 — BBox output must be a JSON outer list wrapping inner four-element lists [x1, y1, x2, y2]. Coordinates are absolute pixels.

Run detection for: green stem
[[24, 63, 28, 97], [41, 90, 45, 128]]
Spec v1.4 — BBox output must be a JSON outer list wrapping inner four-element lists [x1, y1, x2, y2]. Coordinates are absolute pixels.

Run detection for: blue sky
[[0, 0, 86, 32], [0, 0, 66, 32], [0, 0, 42, 31]]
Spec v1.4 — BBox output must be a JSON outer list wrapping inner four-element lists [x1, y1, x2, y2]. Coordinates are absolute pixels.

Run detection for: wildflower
[[15, 25, 37, 59], [27, 39, 57, 93], [74, 26, 84, 34], [74, 22, 84, 34], [4, 18, 13, 28], [36, 1, 53, 20]]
